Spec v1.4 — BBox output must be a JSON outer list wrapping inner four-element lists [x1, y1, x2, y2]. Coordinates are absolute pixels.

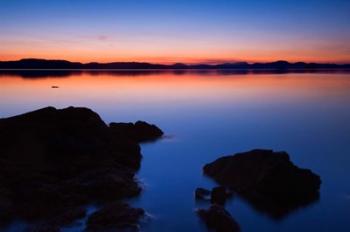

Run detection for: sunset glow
[[1, 0, 350, 64]]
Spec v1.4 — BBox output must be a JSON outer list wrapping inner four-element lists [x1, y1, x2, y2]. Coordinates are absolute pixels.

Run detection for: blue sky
[[1, 0, 349, 63]]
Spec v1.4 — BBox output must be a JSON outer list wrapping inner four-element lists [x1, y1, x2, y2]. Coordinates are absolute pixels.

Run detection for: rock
[[0, 190, 13, 226], [109, 121, 163, 142], [67, 167, 142, 202], [197, 205, 240, 232], [25, 224, 60, 232], [195, 188, 211, 200], [86, 202, 144, 232], [25, 207, 85, 232], [50, 207, 86, 227], [0, 107, 163, 229], [203, 149, 321, 218], [211, 187, 229, 205]]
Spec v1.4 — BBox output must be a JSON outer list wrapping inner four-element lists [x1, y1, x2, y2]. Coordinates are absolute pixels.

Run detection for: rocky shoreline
[[0, 108, 322, 232], [0, 107, 163, 231]]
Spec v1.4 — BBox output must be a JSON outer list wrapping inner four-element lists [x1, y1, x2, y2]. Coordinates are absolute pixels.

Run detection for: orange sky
[[1, 45, 349, 64]]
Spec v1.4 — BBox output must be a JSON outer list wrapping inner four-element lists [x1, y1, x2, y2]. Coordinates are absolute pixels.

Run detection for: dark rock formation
[[109, 121, 163, 142], [25, 207, 85, 232], [211, 187, 230, 206], [195, 188, 211, 200], [203, 149, 321, 218], [86, 202, 144, 232], [197, 205, 240, 232], [25, 224, 60, 232], [0, 107, 163, 230]]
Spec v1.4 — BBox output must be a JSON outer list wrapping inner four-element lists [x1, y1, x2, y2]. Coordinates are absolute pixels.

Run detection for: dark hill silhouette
[[0, 58, 349, 70], [0, 59, 83, 69]]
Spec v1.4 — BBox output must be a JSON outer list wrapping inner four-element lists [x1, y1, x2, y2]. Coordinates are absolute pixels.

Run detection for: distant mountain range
[[0, 59, 350, 70]]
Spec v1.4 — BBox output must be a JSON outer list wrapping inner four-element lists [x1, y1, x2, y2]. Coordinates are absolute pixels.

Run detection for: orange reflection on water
[[1, 71, 350, 118]]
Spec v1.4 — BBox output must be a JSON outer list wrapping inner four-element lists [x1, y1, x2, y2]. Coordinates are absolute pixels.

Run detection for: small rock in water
[[110, 121, 164, 142], [51, 85, 59, 88], [211, 186, 230, 205], [197, 205, 240, 232], [203, 149, 321, 218], [195, 187, 211, 200]]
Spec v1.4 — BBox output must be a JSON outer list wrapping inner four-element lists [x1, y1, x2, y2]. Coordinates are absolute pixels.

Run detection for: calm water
[[1, 70, 350, 232]]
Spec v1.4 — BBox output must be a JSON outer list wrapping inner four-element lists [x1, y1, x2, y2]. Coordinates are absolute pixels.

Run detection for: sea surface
[[1, 70, 350, 232]]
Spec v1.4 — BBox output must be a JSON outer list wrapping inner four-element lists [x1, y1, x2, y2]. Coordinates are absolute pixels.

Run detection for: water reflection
[[1, 69, 349, 79]]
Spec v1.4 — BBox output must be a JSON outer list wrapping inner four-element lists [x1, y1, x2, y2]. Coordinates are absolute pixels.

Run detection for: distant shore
[[1, 58, 350, 70]]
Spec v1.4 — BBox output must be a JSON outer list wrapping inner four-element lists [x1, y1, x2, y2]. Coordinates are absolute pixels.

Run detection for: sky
[[0, 0, 349, 64]]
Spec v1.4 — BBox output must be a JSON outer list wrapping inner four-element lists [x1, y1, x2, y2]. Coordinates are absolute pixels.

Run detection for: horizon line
[[1, 58, 350, 66]]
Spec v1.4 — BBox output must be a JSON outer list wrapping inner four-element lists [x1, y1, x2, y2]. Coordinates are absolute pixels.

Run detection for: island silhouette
[[0, 58, 349, 70]]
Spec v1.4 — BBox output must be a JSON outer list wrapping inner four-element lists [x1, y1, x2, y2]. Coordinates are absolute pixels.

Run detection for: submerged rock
[[203, 149, 321, 218], [86, 202, 144, 232], [0, 106, 163, 229], [197, 205, 240, 232], [195, 188, 211, 200]]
